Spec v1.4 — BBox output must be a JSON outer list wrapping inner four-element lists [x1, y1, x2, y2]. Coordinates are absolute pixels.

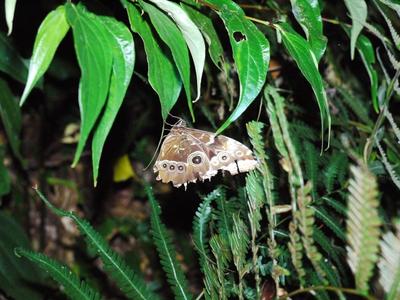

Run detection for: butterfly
[[153, 120, 258, 189]]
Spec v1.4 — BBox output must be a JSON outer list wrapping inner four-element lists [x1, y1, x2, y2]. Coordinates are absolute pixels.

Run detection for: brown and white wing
[[184, 128, 259, 175], [153, 133, 217, 188]]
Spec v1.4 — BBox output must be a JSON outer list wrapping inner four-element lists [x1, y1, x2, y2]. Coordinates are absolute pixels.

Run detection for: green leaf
[[181, 2, 224, 69], [0, 212, 46, 300], [205, 0, 269, 134], [20, 5, 70, 106], [124, 1, 182, 120], [277, 23, 331, 147], [0, 146, 11, 196], [15, 248, 102, 300], [5, 0, 17, 35], [0, 78, 23, 164], [343, 0, 368, 60], [0, 32, 28, 83], [35, 188, 160, 300], [91, 16, 135, 186], [356, 35, 379, 112], [145, 185, 193, 300], [290, 0, 327, 62], [140, 1, 194, 120], [66, 3, 113, 166], [148, 0, 205, 102]]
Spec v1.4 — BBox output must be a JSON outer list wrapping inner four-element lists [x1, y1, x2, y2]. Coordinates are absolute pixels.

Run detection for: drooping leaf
[[148, 0, 205, 101], [0, 78, 23, 164], [5, 0, 17, 35], [0, 32, 28, 83], [20, 5, 70, 106], [66, 3, 113, 166], [181, 2, 224, 68], [91, 15, 135, 185], [343, 0, 368, 60], [290, 0, 327, 62], [356, 34, 379, 112], [0, 212, 46, 300], [202, 0, 269, 134], [124, 1, 182, 120], [276, 23, 330, 146], [139, 1, 194, 120]]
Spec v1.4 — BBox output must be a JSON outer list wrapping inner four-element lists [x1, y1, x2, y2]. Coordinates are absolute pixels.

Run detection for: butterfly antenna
[[143, 122, 166, 171]]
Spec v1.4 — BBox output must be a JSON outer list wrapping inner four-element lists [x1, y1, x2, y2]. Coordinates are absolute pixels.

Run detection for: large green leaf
[[20, 5, 69, 106], [344, 0, 368, 60], [140, 1, 194, 120], [356, 34, 379, 112], [0, 146, 11, 196], [0, 32, 28, 83], [91, 16, 134, 186], [290, 0, 327, 62], [0, 78, 23, 164], [0, 212, 47, 300], [202, 0, 269, 134], [181, 2, 224, 69], [5, 0, 17, 35], [277, 23, 331, 146], [148, 0, 205, 101], [66, 3, 113, 166], [124, 1, 182, 120]]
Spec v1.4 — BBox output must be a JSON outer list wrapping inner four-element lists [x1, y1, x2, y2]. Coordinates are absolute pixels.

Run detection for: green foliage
[[346, 163, 381, 293], [2, 0, 400, 299], [145, 185, 193, 300], [34, 189, 160, 300], [15, 248, 102, 300]]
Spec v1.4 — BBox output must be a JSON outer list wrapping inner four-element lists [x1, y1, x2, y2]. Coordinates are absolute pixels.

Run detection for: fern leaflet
[[15, 248, 101, 300]]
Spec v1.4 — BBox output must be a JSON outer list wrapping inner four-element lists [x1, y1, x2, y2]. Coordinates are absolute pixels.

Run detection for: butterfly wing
[[153, 132, 215, 188], [153, 126, 258, 188], [184, 127, 258, 175]]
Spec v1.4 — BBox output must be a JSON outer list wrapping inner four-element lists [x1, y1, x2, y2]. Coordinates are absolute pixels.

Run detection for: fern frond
[[323, 152, 348, 193], [193, 189, 221, 299], [15, 248, 101, 300], [209, 234, 230, 300], [303, 141, 319, 199], [378, 226, 400, 300], [145, 186, 193, 300], [337, 87, 372, 125], [380, 0, 400, 17], [313, 228, 347, 279], [34, 189, 159, 300], [229, 214, 250, 277], [346, 164, 381, 293], [288, 221, 306, 287], [321, 196, 347, 216], [291, 120, 319, 142], [214, 189, 236, 247], [313, 207, 346, 241], [375, 138, 400, 190], [384, 108, 400, 143], [375, 1, 400, 49], [296, 185, 327, 282]]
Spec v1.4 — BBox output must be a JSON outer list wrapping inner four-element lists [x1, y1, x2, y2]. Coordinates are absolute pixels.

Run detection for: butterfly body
[[153, 121, 258, 189]]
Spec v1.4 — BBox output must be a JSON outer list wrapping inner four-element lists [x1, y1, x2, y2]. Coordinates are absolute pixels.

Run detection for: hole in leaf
[[233, 31, 247, 42]]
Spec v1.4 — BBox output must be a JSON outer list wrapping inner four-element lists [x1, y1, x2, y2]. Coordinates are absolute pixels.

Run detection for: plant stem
[[364, 68, 400, 162], [280, 285, 377, 300]]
